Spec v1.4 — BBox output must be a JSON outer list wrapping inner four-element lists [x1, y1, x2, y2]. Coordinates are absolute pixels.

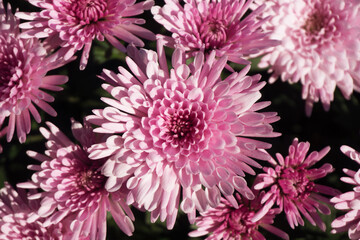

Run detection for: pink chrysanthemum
[[331, 145, 360, 239], [151, 0, 278, 66], [189, 191, 289, 240], [87, 42, 280, 229], [253, 138, 340, 230], [17, 119, 134, 240], [16, 0, 156, 70], [0, 182, 67, 239], [0, 0, 69, 144], [253, 0, 360, 116]]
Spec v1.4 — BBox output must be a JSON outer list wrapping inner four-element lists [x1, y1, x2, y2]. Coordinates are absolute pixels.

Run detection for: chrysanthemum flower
[[87, 42, 280, 229], [0, 182, 67, 239], [0, 0, 69, 144], [189, 191, 289, 240], [17, 119, 134, 240], [253, 138, 339, 230], [151, 0, 278, 66], [16, 0, 156, 70], [253, 0, 360, 116], [331, 145, 360, 239]]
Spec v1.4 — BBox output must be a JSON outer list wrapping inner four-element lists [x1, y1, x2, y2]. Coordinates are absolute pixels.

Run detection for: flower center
[[147, 96, 209, 157], [228, 205, 257, 235], [302, 12, 325, 35], [278, 167, 315, 200], [155, 98, 207, 150], [166, 110, 194, 141], [0, 36, 24, 101], [65, 0, 108, 25], [199, 18, 227, 49], [77, 168, 105, 192]]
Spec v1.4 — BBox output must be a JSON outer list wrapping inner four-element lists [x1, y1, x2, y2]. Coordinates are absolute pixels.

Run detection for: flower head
[[152, 0, 278, 65], [189, 191, 289, 240], [331, 145, 360, 239], [16, 0, 156, 70], [87, 42, 280, 229], [253, 0, 360, 116], [253, 138, 339, 230], [0, 182, 66, 239], [0, 0, 69, 143], [18, 119, 134, 240]]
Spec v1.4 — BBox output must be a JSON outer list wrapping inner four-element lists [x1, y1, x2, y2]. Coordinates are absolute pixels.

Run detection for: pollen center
[[77, 168, 105, 192]]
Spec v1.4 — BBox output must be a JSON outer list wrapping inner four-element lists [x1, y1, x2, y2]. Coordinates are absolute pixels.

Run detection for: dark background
[[1, 0, 359, 239]]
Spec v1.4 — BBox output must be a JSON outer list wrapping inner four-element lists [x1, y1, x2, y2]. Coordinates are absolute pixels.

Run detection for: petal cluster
[[0, 183, 66, 239], [253, 138, 339, 230], [254, 0, 360, 115], [87, 42, 280, 229], [189, 192, 289, 240], [152, 0, 278, 65], [18, 120, 134, 240], [16, 0, 156, 69], [0, 0, 69, 143], [331, 146, 360, 239]]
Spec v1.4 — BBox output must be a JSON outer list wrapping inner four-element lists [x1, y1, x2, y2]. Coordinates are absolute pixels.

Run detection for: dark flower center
[[77, 168, 105, 192], [228, 205, 257, 235], [52, 153, 107, 212], [278, 167, 315, 200], [302, 12, 325, 35], [166, 110, 194, 141]]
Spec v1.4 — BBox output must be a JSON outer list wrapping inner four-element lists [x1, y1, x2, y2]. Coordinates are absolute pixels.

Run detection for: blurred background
[[1, 0, 359, 239]]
